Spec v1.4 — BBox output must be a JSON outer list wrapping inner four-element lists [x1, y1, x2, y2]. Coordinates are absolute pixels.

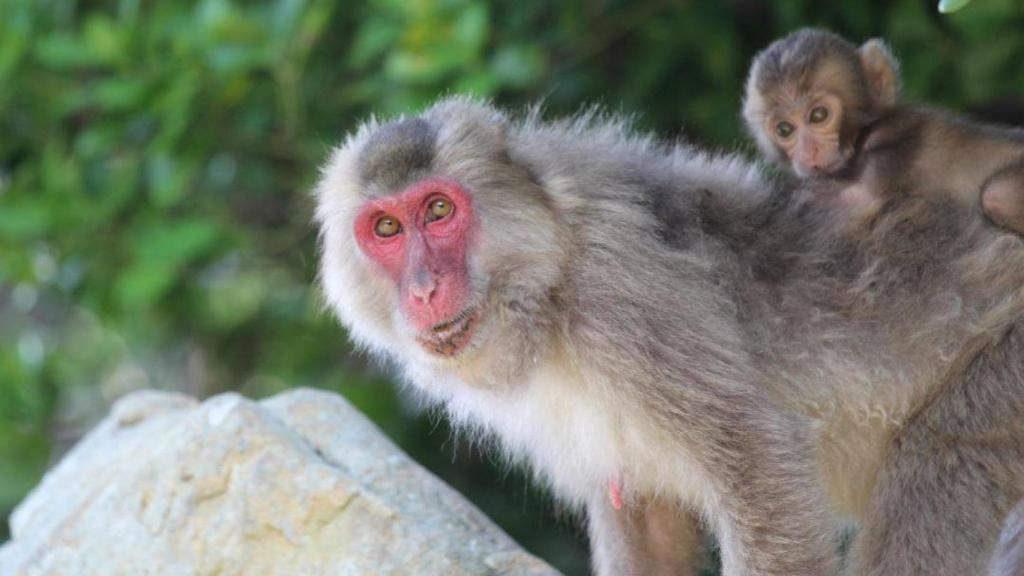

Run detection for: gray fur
[[358, 117, 436, 191], [315, 97, 1024, 575], [855, 104, 1024, 231], [747, 29, 864, 103]]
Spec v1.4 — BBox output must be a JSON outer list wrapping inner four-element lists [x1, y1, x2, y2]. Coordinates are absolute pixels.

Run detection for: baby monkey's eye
[[426, 197, 454, 222], [808, 105, 830, 124], [775, 121, 796, 139], [374, 216, 402, 237]]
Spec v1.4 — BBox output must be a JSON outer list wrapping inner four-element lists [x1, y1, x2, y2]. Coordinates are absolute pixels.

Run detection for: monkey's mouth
[[416, 307, 480, 358], [816, 148, 855, 176]]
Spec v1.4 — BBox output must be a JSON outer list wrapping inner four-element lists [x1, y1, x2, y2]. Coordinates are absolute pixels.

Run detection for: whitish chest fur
[[429, 353, 717, 513]]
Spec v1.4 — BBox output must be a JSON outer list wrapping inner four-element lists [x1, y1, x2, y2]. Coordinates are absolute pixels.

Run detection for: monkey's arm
[[587, 494, 706, 576], [690, 399, 839, 576]]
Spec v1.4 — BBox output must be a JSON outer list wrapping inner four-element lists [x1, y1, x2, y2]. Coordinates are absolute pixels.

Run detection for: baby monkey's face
[[766, 90, 852, 178], [744, 30, 901, 182]]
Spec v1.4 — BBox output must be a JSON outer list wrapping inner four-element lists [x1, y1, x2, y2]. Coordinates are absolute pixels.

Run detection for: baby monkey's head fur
[[743, 28, 901, 177]]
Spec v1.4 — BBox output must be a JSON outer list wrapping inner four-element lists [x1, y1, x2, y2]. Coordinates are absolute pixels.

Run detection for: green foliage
[[2, 1, 1024, 573]]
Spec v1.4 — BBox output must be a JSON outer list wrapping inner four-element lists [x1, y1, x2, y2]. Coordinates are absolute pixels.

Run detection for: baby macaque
[[743, 28, 1024, 232]]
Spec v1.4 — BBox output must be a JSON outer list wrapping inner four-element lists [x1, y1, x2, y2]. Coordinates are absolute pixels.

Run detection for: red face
[[354, 178, 480, 357]]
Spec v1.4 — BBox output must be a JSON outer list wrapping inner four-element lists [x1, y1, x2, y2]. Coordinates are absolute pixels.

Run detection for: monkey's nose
[[409, 270, 437, 304], [806, 148, 821, 166]]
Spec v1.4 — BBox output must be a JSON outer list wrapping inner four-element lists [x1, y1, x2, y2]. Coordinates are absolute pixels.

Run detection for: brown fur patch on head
[[745, 29, 864, 107]]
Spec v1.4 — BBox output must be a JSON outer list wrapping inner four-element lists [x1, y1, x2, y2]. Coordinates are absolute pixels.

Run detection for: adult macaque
[[315, 98, 1024, 575], [743, 28, 1024, 232]]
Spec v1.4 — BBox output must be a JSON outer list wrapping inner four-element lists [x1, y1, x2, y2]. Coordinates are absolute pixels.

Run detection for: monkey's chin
[[415, 307, 481, 359]]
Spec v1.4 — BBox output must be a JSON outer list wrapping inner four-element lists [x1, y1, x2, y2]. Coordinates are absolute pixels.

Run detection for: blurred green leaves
[[347, 0, 548, 112], [115, 219, 221, 310]]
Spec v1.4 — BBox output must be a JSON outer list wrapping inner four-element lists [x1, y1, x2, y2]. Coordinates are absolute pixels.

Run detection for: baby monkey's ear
[[858, 39, 901, 107]]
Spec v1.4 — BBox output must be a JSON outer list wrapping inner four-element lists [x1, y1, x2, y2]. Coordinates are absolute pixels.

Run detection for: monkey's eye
[[425, 197, 454, 222], [808, 105, 830, 124], [374, 216, 402, 237], [775, 121, 795, 139]]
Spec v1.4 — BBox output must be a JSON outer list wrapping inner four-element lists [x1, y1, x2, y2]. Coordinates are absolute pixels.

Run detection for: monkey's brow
[[358, 117, 437, 192]]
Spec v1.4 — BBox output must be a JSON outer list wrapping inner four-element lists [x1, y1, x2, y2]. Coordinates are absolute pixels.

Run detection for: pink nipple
[[608, 477, 624, 510]]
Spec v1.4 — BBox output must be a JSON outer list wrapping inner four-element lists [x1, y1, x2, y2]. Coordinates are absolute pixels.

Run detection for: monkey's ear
[[858, 39, 901, 107]]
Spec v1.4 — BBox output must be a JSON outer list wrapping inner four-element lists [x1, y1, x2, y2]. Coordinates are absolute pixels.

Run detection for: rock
[[0, 389, 560, 576]]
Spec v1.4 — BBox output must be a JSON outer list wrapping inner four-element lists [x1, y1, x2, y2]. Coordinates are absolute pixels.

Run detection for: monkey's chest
[[451, 370, 625, 503], [443, 364, 713, 509]]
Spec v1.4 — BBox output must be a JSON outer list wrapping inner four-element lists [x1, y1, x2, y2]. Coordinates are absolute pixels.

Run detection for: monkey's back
[[518, 113, 1024, 522], [857, 104, 1024, 205], [513, 106, 1024, 455], [513, 108, 1024, 400]]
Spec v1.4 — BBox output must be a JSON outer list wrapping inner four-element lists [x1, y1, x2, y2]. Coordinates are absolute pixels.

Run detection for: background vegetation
[[3, 0, 1024, 573]]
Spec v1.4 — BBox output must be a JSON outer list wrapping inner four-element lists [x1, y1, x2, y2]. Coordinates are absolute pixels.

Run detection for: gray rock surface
[[0, 388, 560, 576]]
